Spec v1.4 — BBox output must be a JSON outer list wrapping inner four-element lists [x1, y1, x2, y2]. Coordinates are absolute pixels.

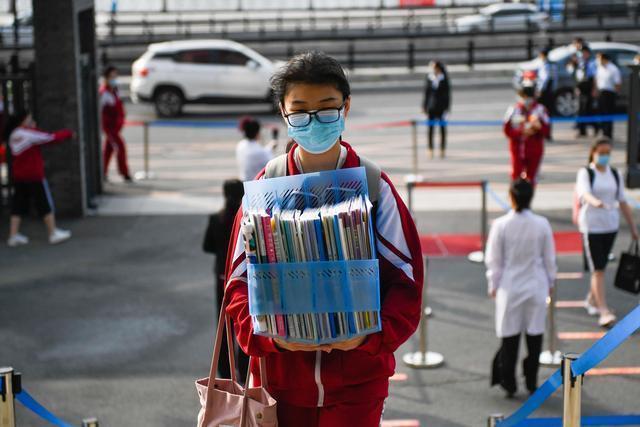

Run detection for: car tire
[[554, 88, 578, 117], [154, 87, 183, 118]]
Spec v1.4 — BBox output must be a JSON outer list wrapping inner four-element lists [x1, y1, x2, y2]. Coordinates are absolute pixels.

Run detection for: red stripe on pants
[[103, 131, 131, 178], [277, 399, 385, 427]]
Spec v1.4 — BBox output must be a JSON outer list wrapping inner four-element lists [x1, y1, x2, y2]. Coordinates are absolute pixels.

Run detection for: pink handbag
[[196, 296, 278, 427]]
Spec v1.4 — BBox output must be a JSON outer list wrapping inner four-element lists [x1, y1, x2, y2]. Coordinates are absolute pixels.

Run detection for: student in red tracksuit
[[5, 110, 74, 247], [100, 65, 132, 182], [223, 52, 424, 427], [503, 84, 550, 184]]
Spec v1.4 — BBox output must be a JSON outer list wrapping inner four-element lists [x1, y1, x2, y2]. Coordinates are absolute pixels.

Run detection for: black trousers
[[427, 110, 446, 152], [597, 90, 617, 139], [491, 333, 543, 394], [577, 82, 596, 135]]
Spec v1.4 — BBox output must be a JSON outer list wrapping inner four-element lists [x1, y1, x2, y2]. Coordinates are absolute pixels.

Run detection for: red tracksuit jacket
[[8, 126, 73, 182], [224, 141, 424, 408], [99, 84, 125, 133]]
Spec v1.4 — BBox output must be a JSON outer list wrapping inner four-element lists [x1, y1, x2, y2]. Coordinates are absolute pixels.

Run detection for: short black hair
[[519, 83, 536, 98], [598, 52, 611, 62], [103, 65, 117, 79], [240, 117, 261, 139], [270, 51, 350, 106], [510, 178, 534, 212], [4, 109, 29, 141]]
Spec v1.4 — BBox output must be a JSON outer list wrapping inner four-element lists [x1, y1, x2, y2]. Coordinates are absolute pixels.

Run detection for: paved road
[[2, 84, 639, 427]]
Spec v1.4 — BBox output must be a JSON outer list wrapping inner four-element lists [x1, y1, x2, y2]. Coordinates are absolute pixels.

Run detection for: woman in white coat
[[486, 178, 557, 397]]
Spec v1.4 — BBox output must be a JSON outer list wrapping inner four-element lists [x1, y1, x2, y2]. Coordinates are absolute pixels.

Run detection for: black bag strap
[[628, 240, 639, 255], [586, 166, 620, 199]]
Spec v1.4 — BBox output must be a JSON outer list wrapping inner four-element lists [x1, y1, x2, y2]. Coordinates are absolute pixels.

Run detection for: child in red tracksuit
[[503, 84, 550, 184], [223, 52, 424, 427], [100, 65, 132, 182], [5, 110, 74, 247]]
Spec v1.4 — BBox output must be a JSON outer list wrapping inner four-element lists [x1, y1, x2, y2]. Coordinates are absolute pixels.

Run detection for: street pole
[[411, 119, 418, 178], [540, 283, 562, 366]]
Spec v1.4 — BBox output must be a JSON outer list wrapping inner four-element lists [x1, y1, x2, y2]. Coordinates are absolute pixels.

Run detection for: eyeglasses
[[283, 105, 344, 128]]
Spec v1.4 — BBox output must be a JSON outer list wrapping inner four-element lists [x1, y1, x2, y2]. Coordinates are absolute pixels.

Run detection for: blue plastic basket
[[243, 167, 381, 344]]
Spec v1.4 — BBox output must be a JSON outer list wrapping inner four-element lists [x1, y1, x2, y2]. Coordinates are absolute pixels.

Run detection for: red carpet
[[420, 231, 582, 257]]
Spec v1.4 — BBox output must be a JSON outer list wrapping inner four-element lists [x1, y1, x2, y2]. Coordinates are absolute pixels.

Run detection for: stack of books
[[241, 167, 381, 344]]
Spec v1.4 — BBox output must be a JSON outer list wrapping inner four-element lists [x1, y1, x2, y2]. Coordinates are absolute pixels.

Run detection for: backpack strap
[[586, 166, 620, 199], [264, 154, 288, 179], [359, 155, 381, 203]]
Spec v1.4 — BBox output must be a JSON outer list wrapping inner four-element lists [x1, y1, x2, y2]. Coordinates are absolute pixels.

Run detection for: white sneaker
[[584, 298, 600, 316], [49, 228, 71, 245], [598, 312, 617, 328], [7, 233, 29, 247]]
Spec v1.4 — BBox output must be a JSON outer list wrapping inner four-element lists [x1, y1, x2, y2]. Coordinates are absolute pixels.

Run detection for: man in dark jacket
[[423, 60, 451, 159], [202, 179, 249, 380]]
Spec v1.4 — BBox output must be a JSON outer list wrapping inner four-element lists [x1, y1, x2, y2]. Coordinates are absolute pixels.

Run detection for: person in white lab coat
[[486, 178, 557, 397], [576, 138, 638, 327]]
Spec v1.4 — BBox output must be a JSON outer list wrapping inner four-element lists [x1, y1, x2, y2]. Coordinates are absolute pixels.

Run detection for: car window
[[615, 50, 639, 67], [211, 49, 251, 66], [493, 8, 529, 17], [153, 51, 175, 60], [174, 50, 213, 64]]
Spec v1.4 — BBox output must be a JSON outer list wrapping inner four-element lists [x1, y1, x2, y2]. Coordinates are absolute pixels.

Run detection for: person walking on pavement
[[202, 179, 249, 381], [100, 65, 132, 182], [224, 51, 423, 427], [486, 178, 557, 398], [570, 45, 598, 137], [503, 83, 550, 184], [535, 48, 556, 140], [422, 60, 451, 159], [235, 116, 278, 181], [5, 110, 73, 247], [594, 53, 621, 139], [576, 138, 638, 327]]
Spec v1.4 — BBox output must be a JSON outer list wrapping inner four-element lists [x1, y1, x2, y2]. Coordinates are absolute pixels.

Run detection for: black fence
[[0, 60, 35, 210]]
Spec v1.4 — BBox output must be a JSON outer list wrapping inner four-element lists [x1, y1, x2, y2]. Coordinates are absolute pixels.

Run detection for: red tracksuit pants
[[103, 130, 131, 179], [277, 399, 385, 427], [509, 138, 543, 183]]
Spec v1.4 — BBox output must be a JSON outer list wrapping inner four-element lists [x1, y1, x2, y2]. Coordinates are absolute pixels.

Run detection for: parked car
[[513, 42, 640, 117], [454, 3, 549, 33], [130, 39, 280, 117]]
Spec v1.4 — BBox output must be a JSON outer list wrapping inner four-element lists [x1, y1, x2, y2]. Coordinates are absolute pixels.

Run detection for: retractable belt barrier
[[494, 305, 640, 427]]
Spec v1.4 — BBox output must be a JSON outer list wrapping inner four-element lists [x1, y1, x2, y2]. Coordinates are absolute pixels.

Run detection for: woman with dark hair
[[422, 60, 451, 159], [202, 179, 249, 381], [5, 110, 74, 246], [222, 51, 423, 426], [486, 178, 556, 398], [100, 64, 131, 182], [576, 138, 637, 327]]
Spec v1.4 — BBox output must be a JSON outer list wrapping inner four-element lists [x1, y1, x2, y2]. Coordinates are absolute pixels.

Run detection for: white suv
[[130, 39, 278, 117]]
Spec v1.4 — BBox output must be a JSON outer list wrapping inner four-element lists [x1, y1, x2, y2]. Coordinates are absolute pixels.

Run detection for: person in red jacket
[[503, 83, 550, 184], [222, 52, 424, 427], [100, 65, 132, 182], [5, 110, 74, 247]]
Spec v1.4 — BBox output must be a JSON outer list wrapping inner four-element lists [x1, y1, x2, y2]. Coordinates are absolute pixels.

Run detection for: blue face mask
[[287, 114, 344, 154], [108, 78, 118, 87], [596, 154, 610, 166]]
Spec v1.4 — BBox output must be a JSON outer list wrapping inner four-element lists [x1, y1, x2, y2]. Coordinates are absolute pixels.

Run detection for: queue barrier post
[[487, 414, 504, 427], [402, 257, 444, 369], [562, 354, 583, 427], [0, 367, 17, 427], [134, 121, 155, 181], [467, 180, 488, 264], [540, 283, 562, 367], [411, 119, 418, 178], [83, 417, 100, 427]]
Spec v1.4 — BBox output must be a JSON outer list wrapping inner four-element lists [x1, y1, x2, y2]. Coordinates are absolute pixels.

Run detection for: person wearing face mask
[[570, 46, 598, 138], [222, 51, 423, 427], [503, 83, 550, 183], [594, 53, 621, 139], [5, 110, 74, 247], [100, 65, 132, 182], [422, 60, 451, 159], [535, 48, 556, 141], [576, 138, 638, 327]]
